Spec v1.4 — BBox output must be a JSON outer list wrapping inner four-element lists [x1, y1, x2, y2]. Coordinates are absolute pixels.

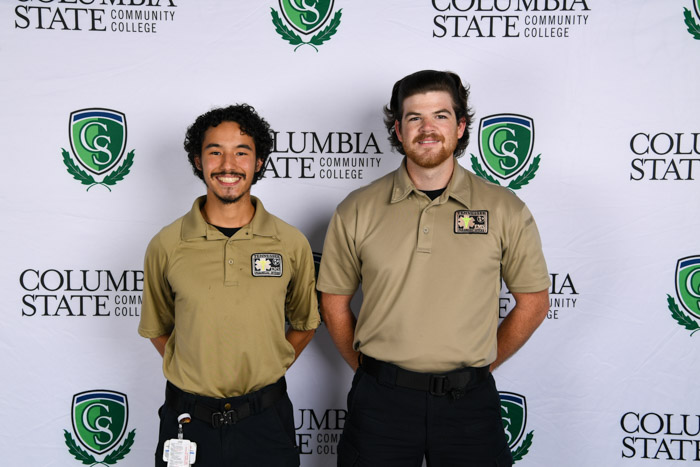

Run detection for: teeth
[[218, 176, 240, 183]]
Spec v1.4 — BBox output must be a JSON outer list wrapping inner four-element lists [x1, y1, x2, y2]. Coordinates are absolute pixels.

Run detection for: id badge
[[163, 438, 197, 466]]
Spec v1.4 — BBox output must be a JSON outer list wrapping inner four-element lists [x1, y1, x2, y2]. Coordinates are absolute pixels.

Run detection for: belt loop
[[250, 392, 261, 415], [429, 375, 448, 396]]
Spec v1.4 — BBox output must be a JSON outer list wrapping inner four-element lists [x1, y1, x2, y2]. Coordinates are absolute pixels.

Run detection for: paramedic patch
[[454, 210, 488, 234], [251, 253, 283, 277]]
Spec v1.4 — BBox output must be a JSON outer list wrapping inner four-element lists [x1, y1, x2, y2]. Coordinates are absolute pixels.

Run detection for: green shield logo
[[69, 109, 127, 175], [676, 256, 700, 319], [694, 0, 700, 20], [279, 0, 334, 35], [500, 392, 527, 450], [71, 390, 128, 455], [478, 114, 534, 181]]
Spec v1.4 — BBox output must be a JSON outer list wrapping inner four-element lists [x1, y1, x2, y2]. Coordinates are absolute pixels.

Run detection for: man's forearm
[[491, 289, 549, 371], [285, 328, 316, 366], [320, 293, 360, 371], [150, 334, 170, 358]]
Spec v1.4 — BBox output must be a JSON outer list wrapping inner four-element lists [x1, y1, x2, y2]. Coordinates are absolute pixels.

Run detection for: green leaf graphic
[[102, 150, 134, 186], [103, 430, 135, 465], [62, 149, 97, 186], [511, 430, 534, 463], [470, 154, 499, 184], [271, 8, 303, 45], [508, 154, 541, 190], [310, 10, 342, 46], [64, 430, 97, 465], [683, 8, 700, 39], [667, 294, 700, 335]]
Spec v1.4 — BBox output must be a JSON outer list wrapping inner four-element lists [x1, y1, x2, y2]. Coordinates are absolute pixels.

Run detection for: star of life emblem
[[252, 253, 283, 277]]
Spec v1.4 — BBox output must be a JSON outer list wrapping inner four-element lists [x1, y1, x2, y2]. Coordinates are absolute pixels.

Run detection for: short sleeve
[[317, 208, 362, 295], [285, 237, 321, 331], [138, 234, 175, 338], [501, 204, 550, 293]]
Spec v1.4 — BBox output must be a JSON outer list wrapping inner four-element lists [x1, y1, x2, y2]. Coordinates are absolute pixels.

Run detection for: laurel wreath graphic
[[62, 149, 134, 192], [271, 8, 342, 51], [667, 294, 700, 336], [511, 430, 534, 463], [469, 154, 541, 190], [683, 8, 700, 40], [64, 429, 135, 466]]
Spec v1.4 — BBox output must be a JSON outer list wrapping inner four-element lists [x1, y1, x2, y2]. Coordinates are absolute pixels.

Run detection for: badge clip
[[163, 413, 197, 466]]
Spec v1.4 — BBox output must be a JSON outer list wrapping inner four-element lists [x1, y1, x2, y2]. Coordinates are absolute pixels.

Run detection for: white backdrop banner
[[1, 1, 699, 466]]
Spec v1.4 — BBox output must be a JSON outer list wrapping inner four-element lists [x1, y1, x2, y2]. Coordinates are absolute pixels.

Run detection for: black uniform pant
[[155, 378, 299, 467], [337, 364, 514, 467]]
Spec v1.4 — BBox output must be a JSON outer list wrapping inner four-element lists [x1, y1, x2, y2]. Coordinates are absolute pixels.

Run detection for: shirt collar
[[390, 157, 472, 208], [181, 195, 277, 240]]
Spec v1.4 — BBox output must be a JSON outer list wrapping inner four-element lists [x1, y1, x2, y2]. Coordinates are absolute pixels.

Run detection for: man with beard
[[138, 104, 320, 466], [317, 70, 550, 466]]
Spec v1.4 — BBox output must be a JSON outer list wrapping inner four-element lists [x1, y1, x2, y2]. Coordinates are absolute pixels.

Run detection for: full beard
[[405, 134, 455, 169]]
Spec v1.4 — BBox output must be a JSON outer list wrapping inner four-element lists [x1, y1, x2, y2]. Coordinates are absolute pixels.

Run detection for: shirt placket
[[417, 198, 436, 254], [223, 230, 251, 286]]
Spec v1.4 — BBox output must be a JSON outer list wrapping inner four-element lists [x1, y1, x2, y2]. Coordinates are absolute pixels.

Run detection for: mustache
[[412, 133, 444, 144], [211, 171, 246, 179]]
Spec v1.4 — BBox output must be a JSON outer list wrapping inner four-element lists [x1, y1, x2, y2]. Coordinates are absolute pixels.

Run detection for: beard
[[208, 171, 249, 204], [214, 191, 247, 205], [404, 133, 455, 169]]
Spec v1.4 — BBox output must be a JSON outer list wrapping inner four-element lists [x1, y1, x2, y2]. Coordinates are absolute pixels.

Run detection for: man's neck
[[200, 192, 256, 228], [405, 155, 455, 191]]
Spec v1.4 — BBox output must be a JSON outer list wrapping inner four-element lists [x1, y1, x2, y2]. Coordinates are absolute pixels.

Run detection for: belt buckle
[[212, 409, 237, 428], [429, 375, 448, 396]]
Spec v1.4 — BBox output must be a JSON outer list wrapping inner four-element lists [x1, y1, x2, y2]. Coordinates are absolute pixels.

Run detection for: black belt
[[361, 355, 490, 397], [165, 379, 285, 428]]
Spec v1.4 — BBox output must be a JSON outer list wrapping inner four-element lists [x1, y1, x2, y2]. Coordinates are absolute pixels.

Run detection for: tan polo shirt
[[317, 159, 549, 372], [138, 196, 320, 398]]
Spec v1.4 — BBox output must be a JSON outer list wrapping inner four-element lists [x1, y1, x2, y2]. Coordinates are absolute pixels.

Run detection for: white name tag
[[163, 439, 197, 466]]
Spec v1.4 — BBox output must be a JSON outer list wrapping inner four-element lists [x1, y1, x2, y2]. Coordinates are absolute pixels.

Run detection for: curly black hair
[[383, 70, 474, 158], [184, 104, 274, 185]]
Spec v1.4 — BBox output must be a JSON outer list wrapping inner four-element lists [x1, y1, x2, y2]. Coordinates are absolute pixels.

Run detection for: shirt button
[[423, 227, 429, 234], [228, 260, 233, 264]]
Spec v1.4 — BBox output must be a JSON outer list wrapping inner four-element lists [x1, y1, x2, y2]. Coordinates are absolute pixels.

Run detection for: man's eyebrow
[[404, 108, 452, 118], [203, 143, 253, 150]]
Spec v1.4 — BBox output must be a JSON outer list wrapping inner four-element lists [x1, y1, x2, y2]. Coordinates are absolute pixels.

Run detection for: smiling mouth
[[414, 134, 443, 145], [213, 172, 245, 184]]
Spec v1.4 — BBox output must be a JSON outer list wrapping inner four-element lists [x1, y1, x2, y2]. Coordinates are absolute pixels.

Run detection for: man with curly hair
[[318, 70, 550, 466], [139, 104, 319, 466]]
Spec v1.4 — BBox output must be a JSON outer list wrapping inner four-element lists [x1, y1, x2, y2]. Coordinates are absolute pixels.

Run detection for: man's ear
[[394, 120, 403, 143]]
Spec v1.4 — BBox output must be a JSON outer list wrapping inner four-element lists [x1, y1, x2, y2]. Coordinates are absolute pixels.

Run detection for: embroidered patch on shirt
[[454, 210, 488, 234], [251, 253, 283, 277]]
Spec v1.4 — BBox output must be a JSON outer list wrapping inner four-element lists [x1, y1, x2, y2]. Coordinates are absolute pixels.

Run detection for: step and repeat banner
[[1, 1, 699, 465]]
